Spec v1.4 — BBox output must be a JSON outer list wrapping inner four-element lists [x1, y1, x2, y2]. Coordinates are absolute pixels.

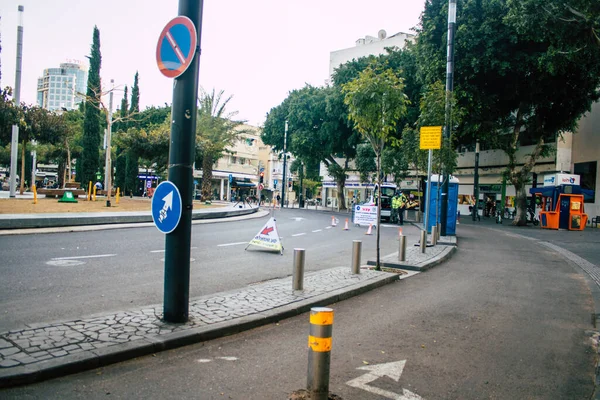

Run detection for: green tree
[[262, 85, 360, 210], [343, 63, 409, 269], [196, 88, 246, 201], [417, 0, 600, 225], [81, 26, 102, 188], [125, 73, 140, 195], [114, 86, 128, 192]]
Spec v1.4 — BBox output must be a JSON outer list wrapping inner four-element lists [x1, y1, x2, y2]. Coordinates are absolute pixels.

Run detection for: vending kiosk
[[529, 173, 594, 231]]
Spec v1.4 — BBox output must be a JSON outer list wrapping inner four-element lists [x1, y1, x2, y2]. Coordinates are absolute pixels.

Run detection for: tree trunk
[[375, 152, 381, 271], [335, 175, 347, 211], [66, 139, 72, 184], [57, 161, 66, 188], [513, 180, 529, 226], [201, 154, 213, 201]]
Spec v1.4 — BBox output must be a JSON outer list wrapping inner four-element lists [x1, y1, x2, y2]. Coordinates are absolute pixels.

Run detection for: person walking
[[391, 192, 400, 224], [398, 191, 408, 225]]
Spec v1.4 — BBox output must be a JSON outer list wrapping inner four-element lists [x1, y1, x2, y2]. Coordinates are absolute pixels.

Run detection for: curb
[[366, 244, 457, 272], [0, 272, 399, 388]]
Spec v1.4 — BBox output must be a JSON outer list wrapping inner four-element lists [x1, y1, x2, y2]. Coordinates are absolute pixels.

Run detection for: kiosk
[[529, 173, 594, 231]]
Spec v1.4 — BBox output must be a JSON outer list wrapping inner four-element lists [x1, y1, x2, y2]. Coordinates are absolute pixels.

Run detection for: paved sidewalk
[[0, 246, 456, 388]]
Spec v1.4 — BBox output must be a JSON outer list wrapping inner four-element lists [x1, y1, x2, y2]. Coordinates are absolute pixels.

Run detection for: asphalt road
[[0, 208, 413, 332], [1, 221, 597, 399]]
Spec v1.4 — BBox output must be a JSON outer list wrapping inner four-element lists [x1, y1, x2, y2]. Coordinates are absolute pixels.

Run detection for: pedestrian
[[391, 192, 400, 224], [276, 194, 281, 206], [398, 191, 408, 225]]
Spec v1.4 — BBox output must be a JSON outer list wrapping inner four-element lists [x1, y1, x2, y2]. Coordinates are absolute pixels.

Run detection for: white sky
[[0, 0, 425, 126]]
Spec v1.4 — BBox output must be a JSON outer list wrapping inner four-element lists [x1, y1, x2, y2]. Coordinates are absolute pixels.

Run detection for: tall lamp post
[[9, 5, 24, 197], [440, 0, 457, 236], [472, 140, 480, 221], [281, 120, 288, 208]]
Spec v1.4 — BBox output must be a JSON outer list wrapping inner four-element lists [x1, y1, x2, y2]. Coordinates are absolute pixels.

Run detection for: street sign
[[258, 183, 264, 190], [156, 16, 198, 78], [420, 126, 442, 150], [259, 167, 265, 173], [353, 205, 378, 226], [151, 181, 182, 234]]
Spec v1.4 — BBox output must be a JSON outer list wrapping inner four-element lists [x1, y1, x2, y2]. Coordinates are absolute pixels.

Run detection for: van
[[366, 183, 397, 221]]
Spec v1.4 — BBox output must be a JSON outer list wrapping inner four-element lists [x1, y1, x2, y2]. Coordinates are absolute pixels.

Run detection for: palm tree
[[196, 88, 246, 201]]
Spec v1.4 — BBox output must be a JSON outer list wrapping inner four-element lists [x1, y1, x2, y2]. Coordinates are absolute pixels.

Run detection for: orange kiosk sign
[[531, 174, 592, 231]]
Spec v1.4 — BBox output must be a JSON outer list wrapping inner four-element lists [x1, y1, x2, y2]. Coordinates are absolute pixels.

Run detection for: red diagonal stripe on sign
[[261, 226, 274, 235]]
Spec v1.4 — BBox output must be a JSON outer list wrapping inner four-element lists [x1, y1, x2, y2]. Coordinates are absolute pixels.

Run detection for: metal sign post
[[157, 1, 203, 323], [420, 126, 442, 236]]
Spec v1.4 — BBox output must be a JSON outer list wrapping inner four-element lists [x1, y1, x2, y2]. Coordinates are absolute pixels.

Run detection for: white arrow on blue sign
[[151, 181, 183, 234]]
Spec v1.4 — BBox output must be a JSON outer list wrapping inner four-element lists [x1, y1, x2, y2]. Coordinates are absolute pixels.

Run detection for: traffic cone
[[344, 218, 349, 230], [365, 223, 373, 235], [331, 216, 337, 227], [398, 227, 403, 239]]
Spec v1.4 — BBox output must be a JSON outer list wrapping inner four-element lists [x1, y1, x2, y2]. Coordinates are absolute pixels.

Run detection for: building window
[[231, 156, 237, 164], [240, 157, 246, 165], [574, 161, 596, 203]]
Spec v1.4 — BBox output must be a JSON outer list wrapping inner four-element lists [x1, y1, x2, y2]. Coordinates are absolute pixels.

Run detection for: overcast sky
[[1, 0, 426, 126]]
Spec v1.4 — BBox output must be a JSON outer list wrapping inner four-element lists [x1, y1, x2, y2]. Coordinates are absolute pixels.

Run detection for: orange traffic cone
[[344, 218, 349, 230], [398, 227, 403, 238], [331, 216, 337, 227], [365, 223, 373, 235]]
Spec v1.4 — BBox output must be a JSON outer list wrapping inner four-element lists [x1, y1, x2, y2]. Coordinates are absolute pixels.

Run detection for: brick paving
[[0, 266, 411, 371]]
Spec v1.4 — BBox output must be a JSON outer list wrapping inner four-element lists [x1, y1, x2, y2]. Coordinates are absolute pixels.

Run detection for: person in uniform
[[398, 191, 408, 225]]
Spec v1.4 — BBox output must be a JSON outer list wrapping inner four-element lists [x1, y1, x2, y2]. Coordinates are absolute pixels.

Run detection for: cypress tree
[[80, 26, 102, 187], [125, 72, 140, 195], [114, 86, 128, 192]]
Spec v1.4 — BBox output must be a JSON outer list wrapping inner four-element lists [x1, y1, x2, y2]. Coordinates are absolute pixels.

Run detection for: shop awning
[[232, 181, 256, 187]]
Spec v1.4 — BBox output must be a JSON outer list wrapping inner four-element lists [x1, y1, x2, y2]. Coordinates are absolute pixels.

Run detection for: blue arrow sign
[[151, 181, 182, 234]]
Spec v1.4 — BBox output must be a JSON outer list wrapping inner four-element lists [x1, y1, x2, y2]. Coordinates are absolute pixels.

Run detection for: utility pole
[[104, 79, 114, 207], [163, 0, 204, 323], [472, 140, 480, 221], [9, 5, 24, 198], [281, 120, 288, 208], [440, 0, 457, 236]]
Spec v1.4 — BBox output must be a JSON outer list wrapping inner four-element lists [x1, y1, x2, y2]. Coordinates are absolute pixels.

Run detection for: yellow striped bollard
[[307, 307, 334, 400], [116, 187, 120, 204]]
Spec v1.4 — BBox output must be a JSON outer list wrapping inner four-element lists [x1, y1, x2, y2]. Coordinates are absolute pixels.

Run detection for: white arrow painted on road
[[346, 360, 424, 400]]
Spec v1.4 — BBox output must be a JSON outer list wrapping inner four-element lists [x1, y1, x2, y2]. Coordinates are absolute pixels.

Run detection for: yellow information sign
[[420, 126, 442, 150]]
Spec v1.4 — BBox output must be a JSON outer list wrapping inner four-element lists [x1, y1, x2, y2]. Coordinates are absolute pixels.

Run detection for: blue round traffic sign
[[151, 181, 182, 234], [156, 16, 198, 78]]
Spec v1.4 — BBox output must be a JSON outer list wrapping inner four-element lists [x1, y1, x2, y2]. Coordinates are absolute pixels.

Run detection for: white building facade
[[37, 61, 88, 111]]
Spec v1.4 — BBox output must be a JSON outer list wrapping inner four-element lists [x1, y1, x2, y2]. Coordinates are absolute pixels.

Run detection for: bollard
[[432, 225, 438, 246], [420, 230, 426, 253], [116, 187, 120, 204], [437, 222, 441, 241], [398, 234, 406, 262], [32, 184, 37, 204], [293, 248, 305, 291], [307, 307, 334, 400], [351, 240, 361, 274]]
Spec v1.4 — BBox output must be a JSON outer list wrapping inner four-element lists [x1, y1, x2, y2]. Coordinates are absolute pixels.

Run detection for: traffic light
[[259, 172, 264, 183]]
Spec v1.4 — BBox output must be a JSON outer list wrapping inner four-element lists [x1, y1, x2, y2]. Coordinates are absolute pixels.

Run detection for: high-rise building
[[36, 61, 88, 111]]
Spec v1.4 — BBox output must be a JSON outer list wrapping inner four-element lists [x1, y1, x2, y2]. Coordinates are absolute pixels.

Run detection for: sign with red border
[[156, 16, 198, 78]]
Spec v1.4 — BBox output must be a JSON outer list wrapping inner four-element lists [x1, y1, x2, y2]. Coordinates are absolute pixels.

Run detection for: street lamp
[[472, 140, 480, 221], [440, 0, 457, 236]]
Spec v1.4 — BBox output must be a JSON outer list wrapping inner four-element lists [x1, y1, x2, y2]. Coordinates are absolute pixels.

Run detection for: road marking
[[292, 233, 306, 237], [196, 359, 211, 363], [216, 356, 238, 361], [325, 226, 332, 230], [46, 259, 85, 267], [217, 242, 247, 247], [312, 229, 322, 233], [346, 360, 423, 399], [52, 254, 117, 260], [150, 250, 165, 253]]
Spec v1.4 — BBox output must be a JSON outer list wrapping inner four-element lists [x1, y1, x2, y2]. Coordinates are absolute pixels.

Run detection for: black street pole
[[472, 140, 480, 221], [281, 120, 288, 208], [440, 0, 456, 236], [163, 0, 203, 323]]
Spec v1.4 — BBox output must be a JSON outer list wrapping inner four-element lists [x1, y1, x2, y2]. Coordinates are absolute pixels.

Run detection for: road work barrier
[[351, 240, 361, 274], [293, 248, 305, 291], [307, 307, 334, 400]]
